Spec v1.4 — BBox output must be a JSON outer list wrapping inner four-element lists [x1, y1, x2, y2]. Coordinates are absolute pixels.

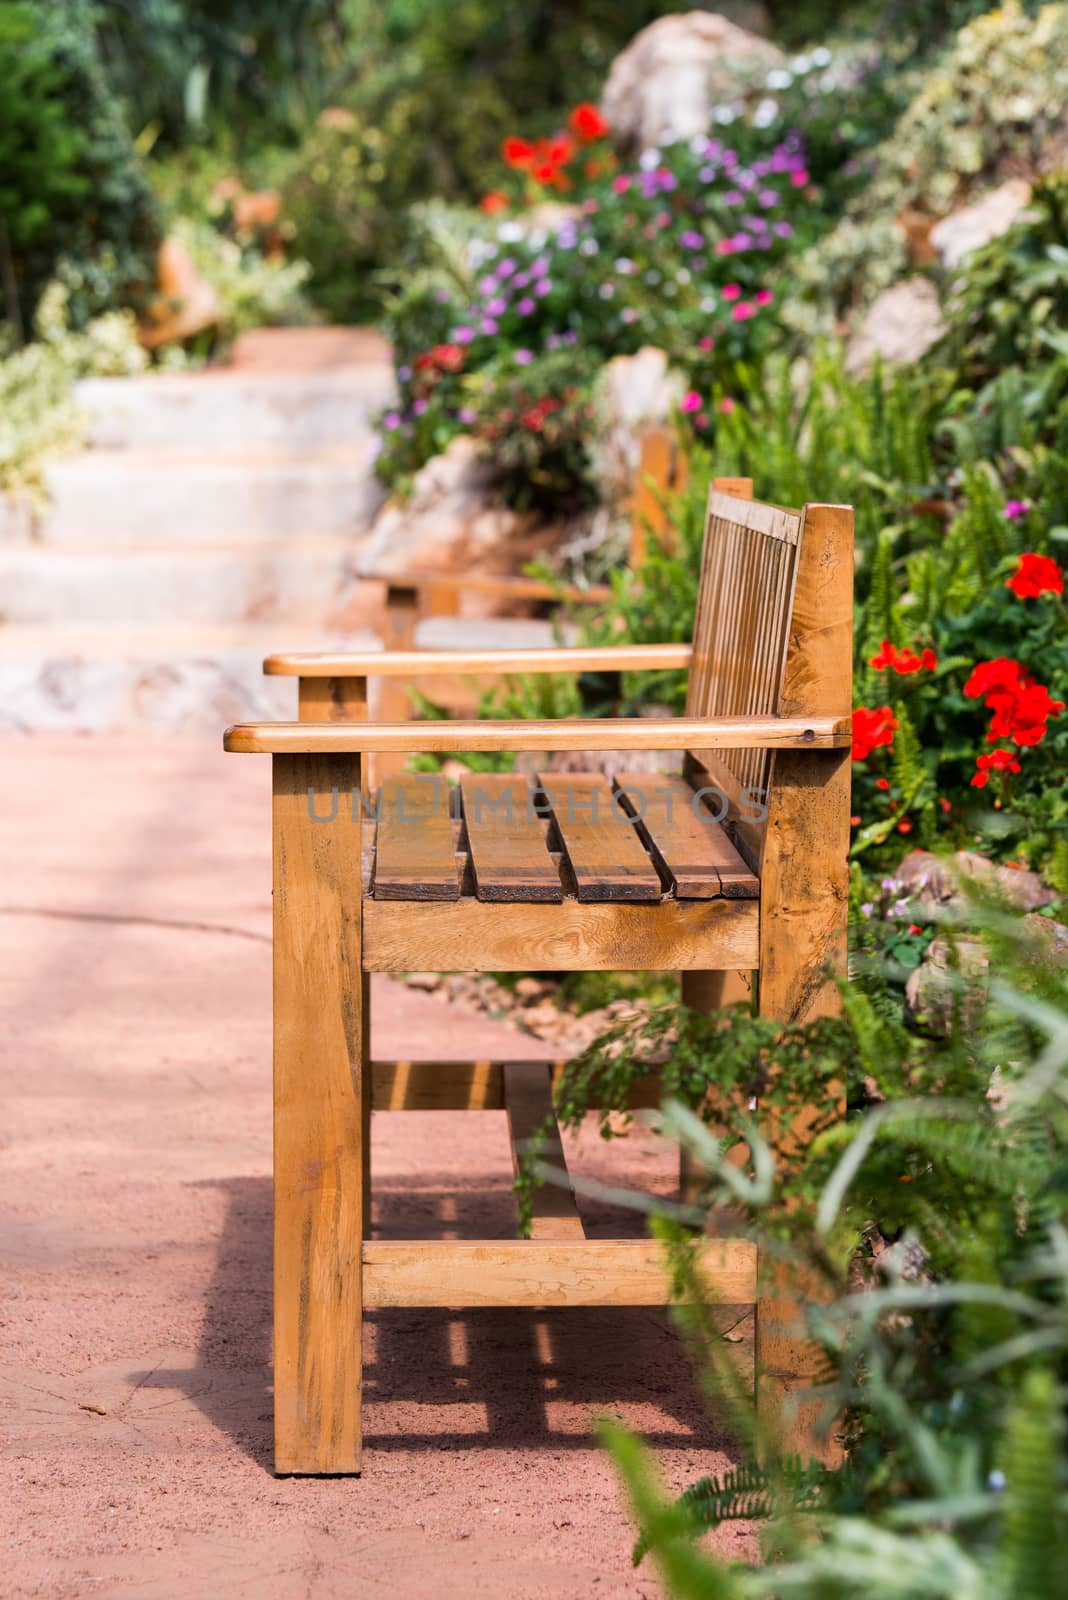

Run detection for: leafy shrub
[[593, 914, 1068, 1597], [792, 1, 1068, 328], [0, 280, 147, 504], [2, 0, 160, 334]]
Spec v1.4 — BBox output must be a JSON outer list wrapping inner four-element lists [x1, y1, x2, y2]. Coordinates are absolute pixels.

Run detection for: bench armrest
[[224, 714, 851, 755], [264, 644, 693, 678]]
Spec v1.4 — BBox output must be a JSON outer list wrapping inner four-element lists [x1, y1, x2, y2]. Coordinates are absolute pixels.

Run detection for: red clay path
[[1, 734, 749, 1598]]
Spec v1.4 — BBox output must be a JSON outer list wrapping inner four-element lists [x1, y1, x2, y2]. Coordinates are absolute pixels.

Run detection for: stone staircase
[[0, 333, 395, 731]]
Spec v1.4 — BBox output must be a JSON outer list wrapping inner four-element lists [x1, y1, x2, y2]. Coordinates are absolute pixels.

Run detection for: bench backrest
[[684, 489, 854, 868]]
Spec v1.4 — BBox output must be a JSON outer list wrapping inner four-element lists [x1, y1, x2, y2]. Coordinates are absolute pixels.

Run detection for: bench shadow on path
[[134, 1171, 750, 1474]]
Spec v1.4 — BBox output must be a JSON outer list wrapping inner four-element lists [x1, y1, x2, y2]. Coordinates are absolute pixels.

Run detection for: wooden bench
[[336, 427, 707, 774], [225, 485, 854, 1475]]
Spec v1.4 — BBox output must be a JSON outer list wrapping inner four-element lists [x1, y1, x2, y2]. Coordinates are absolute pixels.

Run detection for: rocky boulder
[[602, 10, 781, 154], [349, 436, 566, 615], [929, 179, 1032, 270], [845, 278, 945, 374]]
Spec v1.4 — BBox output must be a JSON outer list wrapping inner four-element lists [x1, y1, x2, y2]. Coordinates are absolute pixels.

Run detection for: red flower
[[875, 776, 890, 791], [896, 819, 913, 834], [502, 137, 535, 169], [971, 748, 1023, 788], [479, 190, 509, 215], [870, 639, 937, 674], [1007, 552, 1064, 599], [569, 103, 608, 142], [852, 706, 897, 761], [965, 657, 1064, 747]]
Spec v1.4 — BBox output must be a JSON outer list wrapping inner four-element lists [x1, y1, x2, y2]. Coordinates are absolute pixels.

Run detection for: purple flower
[[486, 296, 507, 316], [477, 274, 497, 295], [562, 330, 578, 346], [723, 189, 743, 206], [531, 255, 550, 277], [513, 271, 530, 288], [480, 317, 499, 335], [534, 279, 552, 297], [679, 229, 705, 250], [516, 297, 535, 315], [758, 189, 779, 208], [772, 220, 794, 238], [546, 333, 561, 351], [382, 411, 401, 431], [699, 165, 718, 183], [1004, 499, 1031, 521], [396, 364, 412, 381], [732, 232, 753, 251], [458, 406, 477, 425], [657, 168, 678, 192], [514, 348, 533, 364], [453, 326, 475, 344], [860, 901, 874, 917], [497, 258, 516, 277], [412, 398, 428, 416]]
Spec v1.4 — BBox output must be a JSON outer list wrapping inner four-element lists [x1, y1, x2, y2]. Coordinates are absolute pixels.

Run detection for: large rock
[[896, 847, 1057, 914], [353, 436, 565, 611], [845, 278, 945, 374], [929, 179, 1032, 270], [592, 346, 680, 507], [602, 11, 781, 153]]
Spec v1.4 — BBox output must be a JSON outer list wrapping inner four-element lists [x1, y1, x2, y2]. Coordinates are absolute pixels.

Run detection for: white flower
[[753, 98, 779, 128], [614, 257, 636, 275], [712, 104, 738, 125], [700, 296, 716, 312], [599, 282, 615, 299], [639, 147, 661, 170], [496, 221, 524, 243], [676, 267, 691, 285], [766, 68, 793, 89], [811, 46, 832, 67], [790, 54, 812, 75], [579, 237, 599, 256]]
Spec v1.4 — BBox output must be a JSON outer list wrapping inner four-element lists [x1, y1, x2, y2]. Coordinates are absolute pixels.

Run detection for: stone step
[[0, 536, 368, 626], [75, 365, 396, 452], [2, 448, 385, 547], [0, 623, 379, 733]]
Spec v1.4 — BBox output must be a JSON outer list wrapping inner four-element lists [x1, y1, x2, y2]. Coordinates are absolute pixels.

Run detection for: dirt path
[[0, 734, 749, 1598]]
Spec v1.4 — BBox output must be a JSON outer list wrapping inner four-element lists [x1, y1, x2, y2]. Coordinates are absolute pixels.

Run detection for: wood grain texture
[[272, 752, 365, 1475], [372, 775, 459, 901], [503, 1063, 584, 1239], [263, 643, 693, 678], [460, 774, 562, 902], [541, 773, 662, 902], [225, 713, 850, 755], [362, 895, 759, 972], [297, 674, 368, 723], [362, 1239, 757, 1307], [754, 501, 853, 1468], [370, 1059, 663, 1112], [613, 773, 758, 899]]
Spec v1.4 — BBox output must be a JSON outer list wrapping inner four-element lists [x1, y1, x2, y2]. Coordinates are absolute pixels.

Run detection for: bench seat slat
[[539, 772, 662, 902], [460, 775, 562, 902], [613, 775, 758, 899], [372, 776, 460, 901]]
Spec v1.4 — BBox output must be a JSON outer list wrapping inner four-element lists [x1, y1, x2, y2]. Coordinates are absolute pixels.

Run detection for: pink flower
[[718, 398, 736, 415], [755, 288, 773, 306], [612, 174, 632, 194], [714, 239, 735, 256], [720, 283, 742, 302], [697, 335, 715, 351], [1004, 499, 1031, 522], [681, 391, 703, 414], [790, 169, 810, 187], [655, 210, 672, 228], [731, 301, 756, 321]]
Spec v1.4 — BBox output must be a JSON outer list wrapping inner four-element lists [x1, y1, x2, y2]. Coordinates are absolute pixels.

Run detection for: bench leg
[[272, 752, 366, 1474], [678, 970, 752, 1203], [755, 746, 850, 1465]]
